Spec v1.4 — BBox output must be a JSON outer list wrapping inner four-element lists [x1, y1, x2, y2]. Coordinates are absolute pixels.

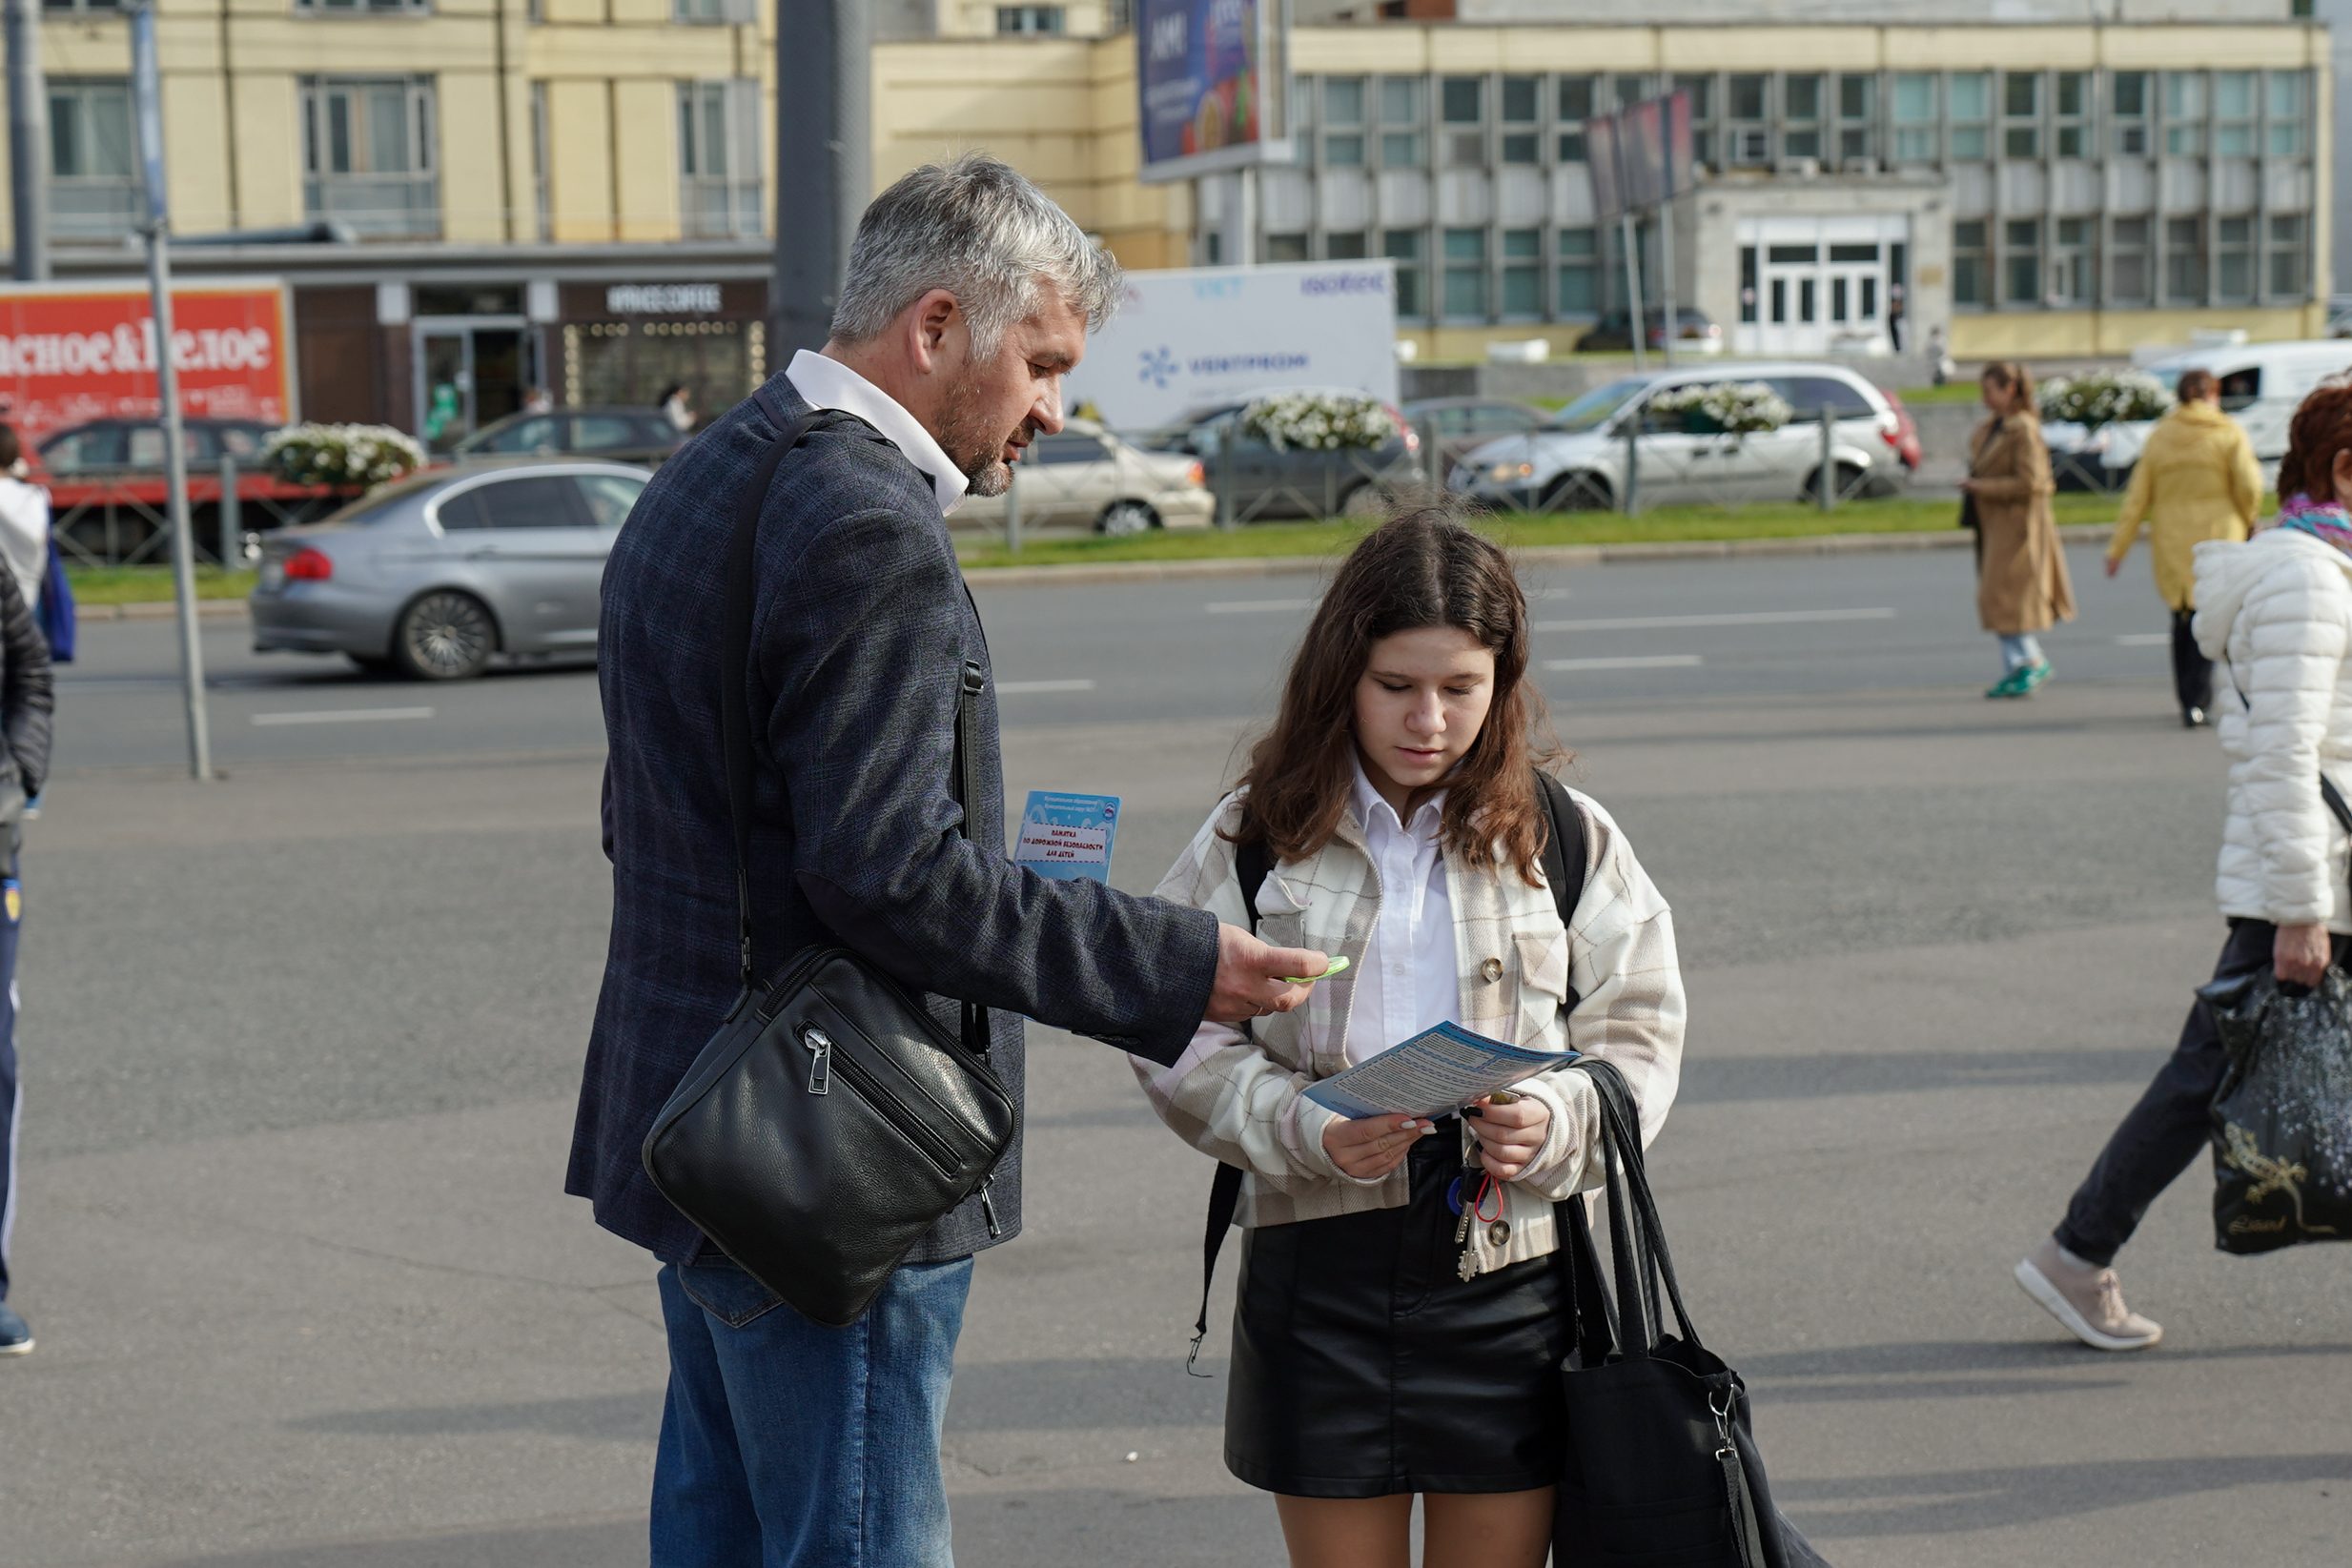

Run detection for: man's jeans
[[2057, 919, 2352, 1267], [652, 1254, 972, 1568]]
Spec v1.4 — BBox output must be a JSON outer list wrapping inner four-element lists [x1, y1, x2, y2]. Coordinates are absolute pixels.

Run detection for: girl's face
[[1981, 377, 2015, 417], [1353, 625, 1498, 814]]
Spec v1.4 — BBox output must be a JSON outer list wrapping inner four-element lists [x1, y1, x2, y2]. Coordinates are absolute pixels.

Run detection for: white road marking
[[1534, 607, 1897, 633], [1543, 655, 1705, 672], [2115, 633, 2172, 647], [1206, 598, 1319, 615], [252, 706, 436, 727], [994, 680, 1097, 696]]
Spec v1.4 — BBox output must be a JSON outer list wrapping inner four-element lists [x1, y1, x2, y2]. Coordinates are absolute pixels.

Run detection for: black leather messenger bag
[[641, 410, 1018, 1328]]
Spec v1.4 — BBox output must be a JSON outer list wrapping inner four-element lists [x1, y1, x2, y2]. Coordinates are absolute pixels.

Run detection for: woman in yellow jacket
[[2103, 369, 2261, 726]]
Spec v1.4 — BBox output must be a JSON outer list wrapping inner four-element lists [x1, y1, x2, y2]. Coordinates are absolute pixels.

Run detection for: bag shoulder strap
[[722, 407, 986, 1056], [1187, 766, 1589, 1371], [2219, 662, 2352, 836]]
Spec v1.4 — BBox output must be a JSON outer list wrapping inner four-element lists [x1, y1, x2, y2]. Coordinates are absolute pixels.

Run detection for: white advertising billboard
[[1066, 259, 1401, 433]]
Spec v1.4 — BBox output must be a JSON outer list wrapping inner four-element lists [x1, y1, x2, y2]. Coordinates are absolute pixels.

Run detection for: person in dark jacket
[[571, 153, 1328, 1567], [0, 561, 54, 1356]]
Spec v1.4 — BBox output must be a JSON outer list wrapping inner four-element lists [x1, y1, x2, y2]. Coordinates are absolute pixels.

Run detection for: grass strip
[[65, 565, 257, 606]]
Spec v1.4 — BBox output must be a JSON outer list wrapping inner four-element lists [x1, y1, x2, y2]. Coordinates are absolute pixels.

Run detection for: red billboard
[[0, 279, 295, 453]]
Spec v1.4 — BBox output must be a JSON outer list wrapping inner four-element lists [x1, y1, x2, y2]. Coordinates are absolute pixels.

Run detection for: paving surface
[[6, 544, 2348, 1567]]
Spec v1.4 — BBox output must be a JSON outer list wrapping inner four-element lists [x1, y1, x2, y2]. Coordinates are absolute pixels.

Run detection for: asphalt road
[[8, 543, 2349, 1567]]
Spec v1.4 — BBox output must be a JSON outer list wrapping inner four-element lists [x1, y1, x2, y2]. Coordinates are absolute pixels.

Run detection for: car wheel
[[1802, 463, 1867, 504], [1542, 473, 1613, 513], [393, 590, 497, 681], [1096, 499, 1158, 537]]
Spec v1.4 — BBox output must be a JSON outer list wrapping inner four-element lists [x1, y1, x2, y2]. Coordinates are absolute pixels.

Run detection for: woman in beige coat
[[1962, 361, 2077, 698], [2103, 368, 2261, 726]]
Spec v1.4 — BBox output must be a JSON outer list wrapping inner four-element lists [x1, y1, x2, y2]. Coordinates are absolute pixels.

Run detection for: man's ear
[[908, 290, 961, 375]]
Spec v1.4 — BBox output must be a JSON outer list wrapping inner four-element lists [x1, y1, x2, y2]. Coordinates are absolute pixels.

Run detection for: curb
[[960, 523, 2115, 588]]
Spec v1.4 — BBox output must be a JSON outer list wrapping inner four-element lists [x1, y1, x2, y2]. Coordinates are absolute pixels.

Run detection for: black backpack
[[1187, 768, 1590, 1368]]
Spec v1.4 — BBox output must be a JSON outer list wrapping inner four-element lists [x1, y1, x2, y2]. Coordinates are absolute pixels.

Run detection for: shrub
[[1644, 380, 1793, 437], [1240, 391, 1396, 453], [262, 424, 427, 489], [2037, 370, 2169, 428]]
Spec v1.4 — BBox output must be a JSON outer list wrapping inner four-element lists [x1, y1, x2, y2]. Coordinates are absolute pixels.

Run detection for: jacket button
[[1481, 956, 1504, 983]]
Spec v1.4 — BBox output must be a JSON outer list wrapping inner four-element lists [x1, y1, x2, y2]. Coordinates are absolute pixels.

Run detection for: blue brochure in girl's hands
[[1303, 1022, 1574, 1120], [1014, 791, 1121, 883]]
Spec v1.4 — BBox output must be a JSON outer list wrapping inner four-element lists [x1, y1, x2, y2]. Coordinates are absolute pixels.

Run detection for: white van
[[2049, 339, 2352, 486]]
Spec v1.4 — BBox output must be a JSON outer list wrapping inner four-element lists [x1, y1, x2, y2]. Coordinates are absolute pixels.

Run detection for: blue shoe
[[0, 1302, 31, 1356]]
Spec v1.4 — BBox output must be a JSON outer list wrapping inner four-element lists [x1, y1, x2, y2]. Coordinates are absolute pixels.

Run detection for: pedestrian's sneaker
[[0, 1302, 31, 1356], [1985, 668, 2030, 700], [2015, 1236, 2161, 1352], [2018, 661, 2055, 694]]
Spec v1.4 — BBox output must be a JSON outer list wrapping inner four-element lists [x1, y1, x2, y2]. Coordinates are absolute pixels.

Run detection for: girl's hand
[[2104, 556, 2123, 579], [1322, 1115, 1431, 1180], [1956, 478, 1978, 495], [1467, 1094, 1551, 1181], [2275, 921, 2331, 988]]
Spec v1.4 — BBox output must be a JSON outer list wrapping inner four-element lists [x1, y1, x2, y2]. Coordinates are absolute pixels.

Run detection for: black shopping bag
[[2201, 967, 2352, 1254], [1552, 1059, 1829, 1568]]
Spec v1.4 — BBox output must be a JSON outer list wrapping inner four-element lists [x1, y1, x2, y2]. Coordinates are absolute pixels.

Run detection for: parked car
[[2044, 339, 2352, 492], [951, 417, 1213, 535], [1140, 394, 1425, 521], [447, 406, 685, 468], [37, 417, 277, 478], [250, 461, 651, 680], [1451, 361, 1917, 512], [1575, 308, 1726, 356], [1402, 397, 1548, 473]]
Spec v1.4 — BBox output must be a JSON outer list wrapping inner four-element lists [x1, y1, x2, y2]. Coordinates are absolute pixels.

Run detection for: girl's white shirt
[[1344, 759, 1459, 1066]]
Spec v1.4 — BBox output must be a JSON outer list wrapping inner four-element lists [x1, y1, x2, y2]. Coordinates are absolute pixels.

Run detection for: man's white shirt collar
[[784, 349, 970, 517]]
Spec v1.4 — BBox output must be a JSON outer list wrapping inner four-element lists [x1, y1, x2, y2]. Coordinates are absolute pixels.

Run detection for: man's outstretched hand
[[1205, 923, 1332, 1026]]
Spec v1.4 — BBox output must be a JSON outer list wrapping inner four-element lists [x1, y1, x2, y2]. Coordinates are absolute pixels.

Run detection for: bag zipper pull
[[798, 1024, 833, 1095], [980, 1175, 1003, 1238]]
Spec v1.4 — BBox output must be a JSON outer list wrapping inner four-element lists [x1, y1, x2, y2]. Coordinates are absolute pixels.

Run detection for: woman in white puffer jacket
[[2016, 378, 2352, 1354]]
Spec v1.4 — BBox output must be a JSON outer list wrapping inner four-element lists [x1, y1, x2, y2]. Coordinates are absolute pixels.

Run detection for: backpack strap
[[1187, 770, 1588, 1372]]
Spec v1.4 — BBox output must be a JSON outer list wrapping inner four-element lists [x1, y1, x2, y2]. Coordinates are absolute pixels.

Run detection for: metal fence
[[52, 457, 341, 569]]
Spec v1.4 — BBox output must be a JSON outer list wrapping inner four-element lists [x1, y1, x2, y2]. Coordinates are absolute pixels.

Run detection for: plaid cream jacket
[[1132, 784, 1685, 1275]]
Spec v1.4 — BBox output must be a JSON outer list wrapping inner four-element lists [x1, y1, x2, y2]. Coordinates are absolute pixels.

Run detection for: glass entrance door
[[415, 319, 534, 452]]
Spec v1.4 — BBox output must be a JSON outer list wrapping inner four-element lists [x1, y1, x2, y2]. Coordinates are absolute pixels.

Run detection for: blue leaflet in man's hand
[[1013, 791, 1121, 883], [1302, 1022, 1575, 1121]]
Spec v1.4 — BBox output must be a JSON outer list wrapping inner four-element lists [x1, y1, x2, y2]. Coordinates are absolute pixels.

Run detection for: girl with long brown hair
[[1133, 508, 1687, 1568], [1962, 360, 2077, 697]]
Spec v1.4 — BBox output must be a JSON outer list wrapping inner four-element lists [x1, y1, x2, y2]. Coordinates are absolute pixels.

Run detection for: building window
[[1378, 76, 1424, 167], [1384, 228, 1426, 319], [1501, 228, 1541, 317], [1557, 227, 1599, 316], [1740, 244, 1758, 322], [2055, 71, 2091, 157], [2003, 218, 2041, 305], [1441, 76, 1483, 166], [2112, 71, 2151, 155], [2269, 213, 2308, 298], [1442, 228, 1487, 319], [1674, 72, 1715, 167], [677, 0, 757, 19], [2108, 216, 2152, 304], [994, 5, 1063, 33], [296, 0, 429, 11], [1782, 72, 1824, 162], [40, 0, 124, 10], [1953, 218, 1989, 308], [1322, 76, 1366, 166], [46, 78, 135, 242], [2216, 214, 2255, 303], [528, 80, 549, 241], [1725, 73, 1769, 167], [1948, 71, 1991, 160], [2051, 217, 2092, 305], [2002, 72, 2040, 159], [1556, 74, 1593, 162], [1892, 72, 1937, 164], [1836, 73, 1874, 165], [1324, 232, 1368, 260], [679, 79, 763, 240], [1610, 72, 1649, 111], [1265, 232, 1309, 263], [2265, 71, 2307, 156], [2165, 214, 2207, 303], [299, 74, 439, 238], [2214, 71, 2256, 156], [1500, 75, 1539, 165], [2163, 72, 2205, 156]]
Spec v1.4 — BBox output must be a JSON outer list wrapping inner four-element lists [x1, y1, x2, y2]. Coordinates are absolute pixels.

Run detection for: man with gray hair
[[570, 153, 1329, 1566]]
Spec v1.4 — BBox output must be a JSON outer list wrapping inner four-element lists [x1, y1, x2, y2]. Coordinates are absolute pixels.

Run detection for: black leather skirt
[[1224, 1129, 1568, 1498]]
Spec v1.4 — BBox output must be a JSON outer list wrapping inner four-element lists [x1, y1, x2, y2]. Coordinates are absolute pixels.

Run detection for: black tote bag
[[1552, 1057, 1823, 1568], [640, 410, 1018, 1328]]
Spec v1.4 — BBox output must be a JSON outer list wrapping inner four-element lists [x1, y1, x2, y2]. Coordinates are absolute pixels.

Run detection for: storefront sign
[[604, 284, 723, 316], [0, 279, 294, 452]]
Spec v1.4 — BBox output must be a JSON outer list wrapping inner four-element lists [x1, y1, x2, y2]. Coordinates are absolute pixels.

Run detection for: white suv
[[1450, 362, 1920, 512]]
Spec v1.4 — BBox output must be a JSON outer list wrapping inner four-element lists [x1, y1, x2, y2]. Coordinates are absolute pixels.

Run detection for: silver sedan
[[250, 461, 651, 680]]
